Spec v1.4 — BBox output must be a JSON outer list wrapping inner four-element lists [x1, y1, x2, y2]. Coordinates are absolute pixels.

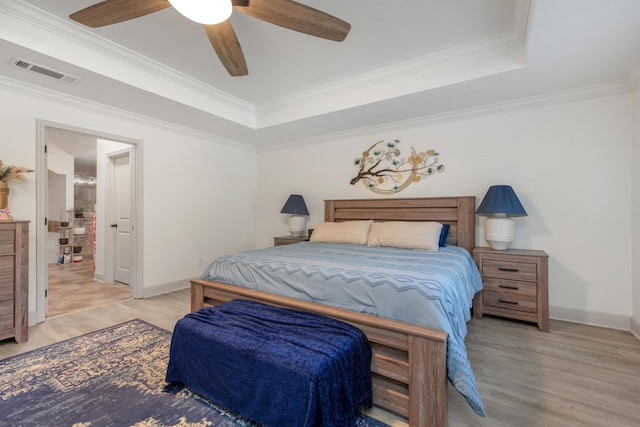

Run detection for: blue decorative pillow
[[439, 224, 450, 247]]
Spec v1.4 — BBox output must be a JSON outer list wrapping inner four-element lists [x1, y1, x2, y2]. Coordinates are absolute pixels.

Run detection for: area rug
[[0, 319, 389, 427]]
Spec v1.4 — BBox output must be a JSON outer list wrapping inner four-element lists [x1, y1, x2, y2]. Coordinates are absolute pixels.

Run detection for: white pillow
[[309, 220, 373, 245], [366, 221, 443, 251]]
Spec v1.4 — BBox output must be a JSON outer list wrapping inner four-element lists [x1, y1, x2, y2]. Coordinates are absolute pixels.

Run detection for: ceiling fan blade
[[70, 0, 171, 28], [236, 0, 350, 42], [204, 21, 248, 77]]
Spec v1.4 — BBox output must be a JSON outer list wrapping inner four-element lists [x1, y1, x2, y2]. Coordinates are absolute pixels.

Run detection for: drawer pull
[[498, 267, 519, 272], [498, 299, 519, 305], [499, 284, 519, 290]]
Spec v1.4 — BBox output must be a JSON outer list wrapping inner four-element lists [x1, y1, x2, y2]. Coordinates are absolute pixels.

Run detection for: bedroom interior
[[1, 1, 640, 426]]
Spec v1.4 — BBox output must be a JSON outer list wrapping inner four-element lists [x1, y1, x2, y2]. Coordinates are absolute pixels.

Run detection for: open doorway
[[36, 122, 142, 321]]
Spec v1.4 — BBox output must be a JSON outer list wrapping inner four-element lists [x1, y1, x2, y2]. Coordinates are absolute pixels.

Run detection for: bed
[[190, 197, 483, 426]]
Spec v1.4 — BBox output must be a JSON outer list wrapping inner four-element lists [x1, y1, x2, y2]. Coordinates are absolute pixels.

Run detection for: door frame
[[35, 119, 144, 323]]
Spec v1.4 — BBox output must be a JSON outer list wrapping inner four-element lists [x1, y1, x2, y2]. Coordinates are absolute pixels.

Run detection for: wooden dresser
[[0, 220, 29, 343], [473, 247, 549, 331]]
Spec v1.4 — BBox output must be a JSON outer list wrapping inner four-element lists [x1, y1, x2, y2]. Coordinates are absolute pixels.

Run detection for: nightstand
[[273, 235, 308, 246], [473, 247, 549, 331]]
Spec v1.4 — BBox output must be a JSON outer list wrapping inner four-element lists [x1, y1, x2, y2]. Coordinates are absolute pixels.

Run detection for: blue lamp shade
[[476, 185, 527, 250], [281, 194, 309, 237], [280, 194, 309, 215], [476, 185, 527, 216]]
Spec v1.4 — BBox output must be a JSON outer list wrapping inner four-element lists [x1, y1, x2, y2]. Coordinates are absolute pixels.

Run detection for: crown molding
[[257, 30, 526, 128], [256, 1, 534, 127], [265, 31, 523, 108], [513, 0, 534, 44], [0, 73, 256, 153], [258, 79, 630, 152], [1, 1, 256, 127]]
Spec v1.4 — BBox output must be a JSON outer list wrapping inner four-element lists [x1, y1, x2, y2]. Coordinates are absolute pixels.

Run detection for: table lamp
[[280, 194, 309, 237], [476, 185, 527, 250]]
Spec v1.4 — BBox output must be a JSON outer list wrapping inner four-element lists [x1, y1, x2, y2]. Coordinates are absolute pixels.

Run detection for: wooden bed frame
[[191, 196, 477, 427]]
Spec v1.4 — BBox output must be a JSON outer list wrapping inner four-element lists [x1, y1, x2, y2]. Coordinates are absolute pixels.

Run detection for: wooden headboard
[[324, 196, 476, 252]]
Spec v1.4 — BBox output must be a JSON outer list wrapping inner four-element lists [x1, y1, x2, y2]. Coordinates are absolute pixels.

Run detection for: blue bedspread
[[201, 242, 485, 416], [166, 299, 373, 427]]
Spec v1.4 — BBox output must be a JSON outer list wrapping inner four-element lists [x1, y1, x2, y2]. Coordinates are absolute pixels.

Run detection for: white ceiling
[[1, 0, 640, 148]]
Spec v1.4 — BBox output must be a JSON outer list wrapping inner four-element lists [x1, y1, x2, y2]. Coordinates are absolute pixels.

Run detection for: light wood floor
[[47, 260, 132, 318], [1, 290, 638, 427]]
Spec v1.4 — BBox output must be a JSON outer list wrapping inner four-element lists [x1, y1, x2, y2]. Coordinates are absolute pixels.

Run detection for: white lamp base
[[287, 215, 306, 237], [485, 215, 514, 250]]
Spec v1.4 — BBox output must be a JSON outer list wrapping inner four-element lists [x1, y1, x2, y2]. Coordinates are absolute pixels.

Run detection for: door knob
[[110, 223, 118, 228]]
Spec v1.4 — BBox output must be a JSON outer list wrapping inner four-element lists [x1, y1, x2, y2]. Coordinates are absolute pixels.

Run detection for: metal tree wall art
[[350, 139, 445, 194]]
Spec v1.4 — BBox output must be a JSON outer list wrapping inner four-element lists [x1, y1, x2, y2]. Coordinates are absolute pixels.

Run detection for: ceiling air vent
[[10, 57, 80, 84]]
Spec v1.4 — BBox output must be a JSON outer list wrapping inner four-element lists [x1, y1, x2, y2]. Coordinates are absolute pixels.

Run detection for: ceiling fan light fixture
[[168, 0, 232, 25]]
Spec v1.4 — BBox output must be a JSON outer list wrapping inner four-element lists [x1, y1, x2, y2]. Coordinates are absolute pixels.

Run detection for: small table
[[473, 247, 549, 331], [273, 235, 308, 246]]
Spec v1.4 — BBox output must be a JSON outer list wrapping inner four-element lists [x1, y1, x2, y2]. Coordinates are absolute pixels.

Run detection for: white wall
[[46, 144, 74, 220], [0, 79, 257, 316], [257, 92, 634, 325], [632, 84, 640, 338], [47, 170, 66, 222]]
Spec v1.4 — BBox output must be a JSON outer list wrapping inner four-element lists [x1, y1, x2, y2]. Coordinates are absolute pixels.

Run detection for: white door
[[112, 153, 132, 284]]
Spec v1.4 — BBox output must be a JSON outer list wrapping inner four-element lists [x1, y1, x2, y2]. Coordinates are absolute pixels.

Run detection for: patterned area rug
[[0, 319, 389, 427]]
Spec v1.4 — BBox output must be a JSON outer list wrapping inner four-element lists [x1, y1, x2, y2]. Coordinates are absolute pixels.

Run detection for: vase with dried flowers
[[0, 160, 35, 211]]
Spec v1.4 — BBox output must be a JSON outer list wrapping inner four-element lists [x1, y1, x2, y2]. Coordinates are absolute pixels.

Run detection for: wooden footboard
[[191, 279, 448, 427]]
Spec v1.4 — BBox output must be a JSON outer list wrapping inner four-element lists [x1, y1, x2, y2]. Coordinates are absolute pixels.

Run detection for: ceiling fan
[[69, 0, 351, 77]]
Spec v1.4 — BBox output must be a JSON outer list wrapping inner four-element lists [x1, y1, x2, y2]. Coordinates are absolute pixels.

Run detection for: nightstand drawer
[[482, 277, 537, 297], [483, 290, 537, 313], [481, 259, 537, 282]]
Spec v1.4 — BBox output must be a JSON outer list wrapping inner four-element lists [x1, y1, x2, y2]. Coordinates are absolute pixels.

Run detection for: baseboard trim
[[141, 279, 191, 298], [631, 317, 640, 340], [550, 305, 631, 331]]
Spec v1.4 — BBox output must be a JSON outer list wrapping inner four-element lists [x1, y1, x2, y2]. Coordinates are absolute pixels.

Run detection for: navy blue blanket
[[165, 299, 373, 427]]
